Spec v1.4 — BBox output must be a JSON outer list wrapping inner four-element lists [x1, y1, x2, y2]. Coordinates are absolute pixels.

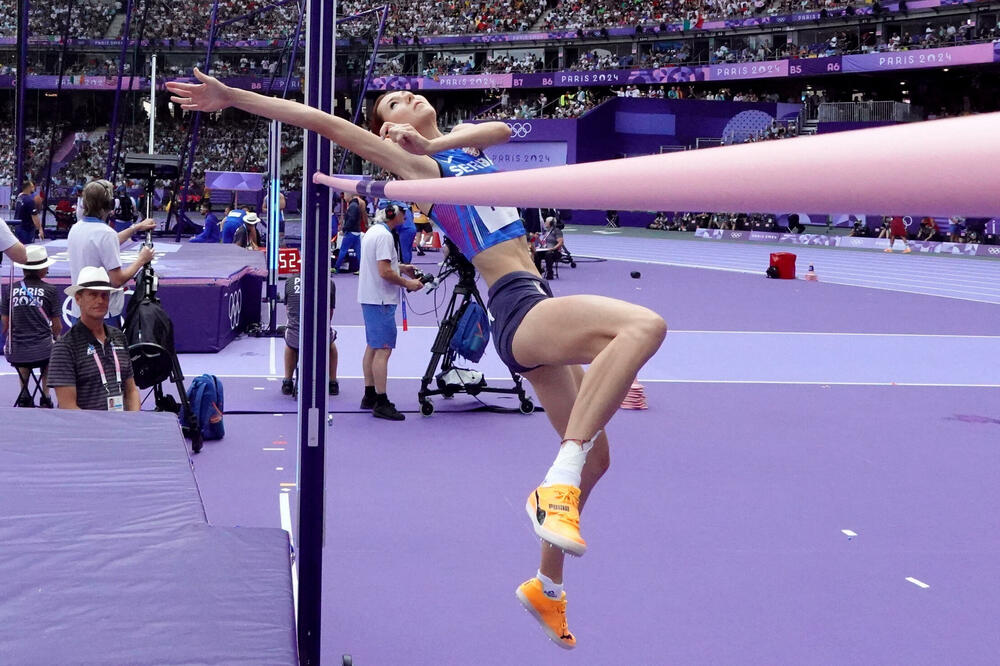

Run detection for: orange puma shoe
[[526, 484, 586, 556], [515, 578, 576, 650]]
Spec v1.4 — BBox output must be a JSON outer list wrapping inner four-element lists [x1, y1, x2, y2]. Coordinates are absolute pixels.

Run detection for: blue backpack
[[183, 374, 225, 441], [449, 302, 491, 363]]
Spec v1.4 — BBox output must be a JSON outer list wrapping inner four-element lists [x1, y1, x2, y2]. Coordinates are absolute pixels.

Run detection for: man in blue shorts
[[358, 205, 423, 420]]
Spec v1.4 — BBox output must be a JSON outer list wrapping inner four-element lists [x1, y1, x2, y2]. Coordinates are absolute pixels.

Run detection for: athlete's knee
[[624, 308, 667, 348]]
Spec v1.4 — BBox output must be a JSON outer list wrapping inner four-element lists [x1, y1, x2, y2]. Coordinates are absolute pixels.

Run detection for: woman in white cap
[[1, 245, 61, 407], [47, 266, 140, 411]]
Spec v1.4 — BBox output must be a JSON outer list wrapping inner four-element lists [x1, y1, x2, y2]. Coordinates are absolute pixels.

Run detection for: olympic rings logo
[[731, 232, 743, 239], [507, 122, 533, 139], [989, 247, 1000, 255], [228, 289, 243, 330]]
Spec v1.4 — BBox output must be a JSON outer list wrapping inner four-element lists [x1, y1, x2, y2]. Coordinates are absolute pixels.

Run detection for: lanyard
[[92, 339, 123, 390]]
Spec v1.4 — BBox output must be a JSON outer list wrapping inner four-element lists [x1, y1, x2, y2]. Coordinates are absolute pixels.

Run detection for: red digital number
[[278, 247, 301, 275]]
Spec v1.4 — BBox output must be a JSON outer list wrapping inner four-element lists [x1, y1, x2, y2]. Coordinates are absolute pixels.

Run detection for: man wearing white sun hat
[[48, 266, 140, 411]]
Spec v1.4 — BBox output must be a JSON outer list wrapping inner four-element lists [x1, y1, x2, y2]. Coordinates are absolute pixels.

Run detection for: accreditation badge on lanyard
[[93, 343, 124, 412]]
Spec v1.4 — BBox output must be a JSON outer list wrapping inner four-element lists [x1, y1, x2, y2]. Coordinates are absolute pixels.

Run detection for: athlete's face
[[376, 91, 436, 130]]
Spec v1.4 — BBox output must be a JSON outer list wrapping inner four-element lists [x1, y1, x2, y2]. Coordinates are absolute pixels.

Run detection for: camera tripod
[[417, 251, 534, 417]]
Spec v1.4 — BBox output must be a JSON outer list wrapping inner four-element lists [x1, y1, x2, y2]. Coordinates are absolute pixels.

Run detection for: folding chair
[[12, 359, 49, 408]]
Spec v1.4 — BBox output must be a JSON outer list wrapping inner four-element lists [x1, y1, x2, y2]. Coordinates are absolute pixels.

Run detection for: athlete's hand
[[165, 68, 233, 113], [380, 122, 433, 155]]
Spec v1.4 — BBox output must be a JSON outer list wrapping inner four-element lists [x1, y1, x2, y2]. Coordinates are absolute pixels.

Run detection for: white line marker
[[281, 488, 291, 493], [253, 386, 266, 391], [906, 577, 930, 589], [269, 336, 276, 376], [276, 466, 284, 471], [273, 413, 283, 417], [280, 492, 298, 621], [841, 529, 858, 537], [262, 447, 285, 451]]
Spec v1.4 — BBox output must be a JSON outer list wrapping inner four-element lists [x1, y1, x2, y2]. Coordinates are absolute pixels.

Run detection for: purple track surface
[[2, 232, 998, 664]]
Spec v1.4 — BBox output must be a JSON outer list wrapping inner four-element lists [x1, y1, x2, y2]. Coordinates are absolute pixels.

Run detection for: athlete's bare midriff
[[471, 236, 540, 288]]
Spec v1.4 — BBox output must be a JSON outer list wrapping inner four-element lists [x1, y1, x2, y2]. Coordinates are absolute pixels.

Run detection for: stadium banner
[[841, 43, 995, 72], [483, 141, 569, 171]]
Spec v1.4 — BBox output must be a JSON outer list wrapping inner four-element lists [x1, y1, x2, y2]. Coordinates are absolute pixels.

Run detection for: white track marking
[[906, 577, 930, 589]]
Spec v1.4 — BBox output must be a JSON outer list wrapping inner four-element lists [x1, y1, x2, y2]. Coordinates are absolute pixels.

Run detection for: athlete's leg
[[513, 294, 666, 442], [522, 363, 610, 583]]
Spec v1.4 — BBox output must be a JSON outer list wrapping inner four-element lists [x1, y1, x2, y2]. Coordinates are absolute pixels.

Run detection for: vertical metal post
[[148, 54, 157, 153], [105, 0, 135, 180], [336, 4, 388, 174], [175, 0, 222, 234], [298, 0, 335, 661], [266, 119, 282, 334], [13, 0, 29, 192]]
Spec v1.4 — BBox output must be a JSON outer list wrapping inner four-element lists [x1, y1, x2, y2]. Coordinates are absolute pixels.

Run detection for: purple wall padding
[[21, 241, 267, 352], [0, 410, 297, 664]]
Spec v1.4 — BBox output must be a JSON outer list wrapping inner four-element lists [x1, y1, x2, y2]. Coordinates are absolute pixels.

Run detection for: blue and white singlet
[[427, 148, 526, 259]]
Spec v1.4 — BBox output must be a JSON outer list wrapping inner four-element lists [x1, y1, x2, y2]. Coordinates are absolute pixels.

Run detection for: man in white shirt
[[357, 205, 423, 421], [67, 179, 156, 318]]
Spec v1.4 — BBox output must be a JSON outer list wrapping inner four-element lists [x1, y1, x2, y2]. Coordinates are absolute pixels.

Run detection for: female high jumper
[[167, 70, 667, 650]]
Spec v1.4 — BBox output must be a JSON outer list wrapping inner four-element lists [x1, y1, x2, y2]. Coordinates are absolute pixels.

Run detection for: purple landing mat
[[191, 383, 1000, 665], [0, 524, 296, 665], [25, 239, 266, 281], [0, 409, 206, 542], [313, 256, 1000, 336], [4, 240, 266, 352], [0, 409, 297, 664]]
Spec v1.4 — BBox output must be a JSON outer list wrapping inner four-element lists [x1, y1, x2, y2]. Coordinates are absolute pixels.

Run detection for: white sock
[[542, 434, 597, 488], [537, 570, 564, 600]]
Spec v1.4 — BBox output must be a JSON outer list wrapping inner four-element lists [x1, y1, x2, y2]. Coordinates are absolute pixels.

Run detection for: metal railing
[[695, 137, 723, 149], [817, 101, 921, 123]]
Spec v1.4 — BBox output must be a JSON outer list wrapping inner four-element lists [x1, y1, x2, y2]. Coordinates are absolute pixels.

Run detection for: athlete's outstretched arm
[[165, 68, 433, 179], [444, 122, 512, 150]]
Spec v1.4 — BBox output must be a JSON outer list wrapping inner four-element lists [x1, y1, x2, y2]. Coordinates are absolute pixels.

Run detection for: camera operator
[[533, 216, 564, 280], [380, 200, 417, 263], [67, 179, 156, 320], [358, 204, 423, 421]]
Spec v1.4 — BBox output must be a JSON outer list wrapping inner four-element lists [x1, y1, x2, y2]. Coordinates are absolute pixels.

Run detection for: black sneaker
[[39, 395, 54, 408], [329, 381, 340, 396], [360, 394, 377, 409], [281, 379, 294, 395], [372, 402, 405, 421]]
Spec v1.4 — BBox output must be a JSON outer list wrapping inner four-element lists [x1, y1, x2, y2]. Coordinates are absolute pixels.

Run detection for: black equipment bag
[[123, 275, 177, 389]]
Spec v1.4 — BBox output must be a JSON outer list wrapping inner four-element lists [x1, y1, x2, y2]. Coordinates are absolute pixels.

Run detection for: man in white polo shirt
[[357, 204, 423, 421], [67, 179, 156, 318]]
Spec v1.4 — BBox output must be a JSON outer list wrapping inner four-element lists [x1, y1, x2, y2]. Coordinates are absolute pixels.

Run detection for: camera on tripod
[[416, 238, 533, 416]]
